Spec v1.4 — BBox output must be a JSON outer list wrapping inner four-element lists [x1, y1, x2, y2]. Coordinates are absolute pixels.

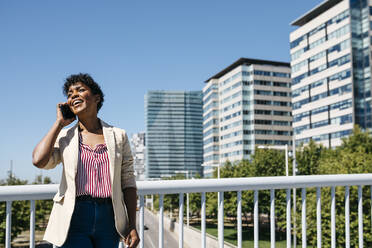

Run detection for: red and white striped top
[[75, 134, 112, 198]]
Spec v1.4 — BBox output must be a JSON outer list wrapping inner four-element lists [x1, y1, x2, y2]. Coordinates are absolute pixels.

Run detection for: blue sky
[[0, 0, 323, 182]]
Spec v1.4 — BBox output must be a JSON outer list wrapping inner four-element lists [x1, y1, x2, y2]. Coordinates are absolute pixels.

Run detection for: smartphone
[[59, 104, 76, 119]]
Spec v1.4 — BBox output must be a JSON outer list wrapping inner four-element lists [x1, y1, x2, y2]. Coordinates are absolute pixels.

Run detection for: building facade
[[203, 58, 292, 176], [145, 91, 203, 179], [290, 0, 372, 147], [130, 132, 146, 181]]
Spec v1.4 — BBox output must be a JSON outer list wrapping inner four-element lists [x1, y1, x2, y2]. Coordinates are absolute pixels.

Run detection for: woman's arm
[[121, 130, 139, 247], [123, 187, 139, 247], [123, 187, 138, 230], [32, 103, 75, 168]]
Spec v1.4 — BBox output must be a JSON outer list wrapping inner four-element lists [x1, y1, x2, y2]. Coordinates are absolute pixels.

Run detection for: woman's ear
[[95, 95, 100, 104]]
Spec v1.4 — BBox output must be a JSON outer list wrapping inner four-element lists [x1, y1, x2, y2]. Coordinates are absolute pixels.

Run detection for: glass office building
[[290, 0, 372, 147], [145, 91, 203, 179], [203, 58, 292, 176]]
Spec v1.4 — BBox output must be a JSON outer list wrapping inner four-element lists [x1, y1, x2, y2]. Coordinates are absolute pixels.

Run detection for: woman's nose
[[71, 91, 79, 99]]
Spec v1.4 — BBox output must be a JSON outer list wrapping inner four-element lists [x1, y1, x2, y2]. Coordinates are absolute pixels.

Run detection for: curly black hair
[[63, 73, 104, 112]]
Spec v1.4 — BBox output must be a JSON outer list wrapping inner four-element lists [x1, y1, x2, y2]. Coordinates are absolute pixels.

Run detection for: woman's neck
[[78, 116, 101, 133]]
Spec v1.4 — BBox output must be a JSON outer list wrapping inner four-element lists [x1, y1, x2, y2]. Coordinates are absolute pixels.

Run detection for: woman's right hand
[[32, 103, 75, 168], [56, 103, 76, 128]]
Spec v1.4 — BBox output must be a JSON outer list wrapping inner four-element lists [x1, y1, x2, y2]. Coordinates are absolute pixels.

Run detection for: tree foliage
[[300, 126, 372, 247], [150, 126, 372, 246], [296, 139, 325, 176]]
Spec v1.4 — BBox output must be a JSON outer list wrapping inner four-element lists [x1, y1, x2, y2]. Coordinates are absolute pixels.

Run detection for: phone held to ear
[[59, 104, 76, 120]]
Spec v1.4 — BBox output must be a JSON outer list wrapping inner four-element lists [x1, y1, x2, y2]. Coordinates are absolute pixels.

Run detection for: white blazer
[[42, 120, 136, 246]]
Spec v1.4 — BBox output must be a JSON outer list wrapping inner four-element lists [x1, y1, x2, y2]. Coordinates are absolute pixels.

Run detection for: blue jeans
[[60, 199, 120, 248]]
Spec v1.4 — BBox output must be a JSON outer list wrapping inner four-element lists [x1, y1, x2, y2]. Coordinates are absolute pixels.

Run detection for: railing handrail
[[0, 184, 58, 201], [138, 174, 372, 194], [1, 174, 372, 201]]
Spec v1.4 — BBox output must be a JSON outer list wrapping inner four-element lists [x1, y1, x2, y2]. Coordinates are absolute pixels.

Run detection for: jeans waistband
[[76, 195, 112, 204]]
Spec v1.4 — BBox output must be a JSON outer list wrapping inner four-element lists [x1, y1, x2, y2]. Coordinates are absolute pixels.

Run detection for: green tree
[[219, 161, 238, 222], [251, 147, 290, 234], [297, 126, 372, 247], [206, 160, 255, 227], [201, 163, 234, 226], [251, 148, 287, 177], [205, 191, 218, 218], [296, 139, 325, 176], [188, 173, 202, 218], [234, 160, 255, 227]]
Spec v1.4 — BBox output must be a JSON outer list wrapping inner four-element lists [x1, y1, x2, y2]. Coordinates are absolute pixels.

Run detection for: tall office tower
[[290, 0, 371, 147], [203, 58, 292, 176], [145, 91, 203, 179], [130, 132, 146, 181]]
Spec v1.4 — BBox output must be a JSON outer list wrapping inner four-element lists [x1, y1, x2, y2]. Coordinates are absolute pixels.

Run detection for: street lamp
[[175, 170, 190, 227], [257, 143, 297, 248]]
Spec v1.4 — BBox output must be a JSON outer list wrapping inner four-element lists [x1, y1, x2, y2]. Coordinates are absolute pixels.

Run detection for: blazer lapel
[[62, 123, 79, 182], [71, 124, 79, 177], [101, 120, 116, 187]]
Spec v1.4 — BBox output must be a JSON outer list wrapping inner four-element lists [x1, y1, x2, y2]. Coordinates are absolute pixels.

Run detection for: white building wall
[[203, 59, 292, 173], [131, 132, 146, 181], [290, 1, 354, 147]]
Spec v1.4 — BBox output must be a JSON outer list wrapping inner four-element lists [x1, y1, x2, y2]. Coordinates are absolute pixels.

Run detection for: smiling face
[[67, 82, 100, 117]]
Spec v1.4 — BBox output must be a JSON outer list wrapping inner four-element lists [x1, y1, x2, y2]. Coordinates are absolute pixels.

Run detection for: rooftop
[[205, 57, 290, 82], [291, 0, 343, 26]]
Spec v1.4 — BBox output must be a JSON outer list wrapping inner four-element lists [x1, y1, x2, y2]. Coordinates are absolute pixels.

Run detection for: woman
[[32, 73, 139, 248]]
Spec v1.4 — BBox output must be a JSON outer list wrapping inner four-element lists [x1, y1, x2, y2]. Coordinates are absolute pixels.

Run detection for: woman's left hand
[[123, 229, 140, 248]]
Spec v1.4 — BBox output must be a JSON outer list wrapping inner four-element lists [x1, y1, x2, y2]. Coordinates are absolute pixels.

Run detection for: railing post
[[218, 191, 224, 248], [316, 187, 321, 248], [6, 201, 12, 248], [286, 189, 291, 248], [331, 187, 335, 248], [345, 186, 350, 248], [159, 194, 164, 248], [301, 188, 306, 248], [358, 186, 363, 248], [30, 200, 35, 248], [179, 193, 184, 248], [237, 191, 242, 248], [293, 188, 297, 248], [186, 192, 189, 228], [270, 189, 275, 248], [139, 195, 144, 248], [201, 192, 206, 248], [254, 190, 259, 248]]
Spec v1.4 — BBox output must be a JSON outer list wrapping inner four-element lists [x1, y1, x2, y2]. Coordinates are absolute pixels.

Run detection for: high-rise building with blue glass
[[145, 91, 203, 179], [290, 0, 371, 147]]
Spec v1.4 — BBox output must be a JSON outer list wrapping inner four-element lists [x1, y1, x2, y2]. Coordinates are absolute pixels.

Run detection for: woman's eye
[[79, 89, 85, 92]]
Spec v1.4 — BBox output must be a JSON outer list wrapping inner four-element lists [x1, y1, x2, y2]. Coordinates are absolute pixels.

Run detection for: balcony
[[1, 174, 372, 248]]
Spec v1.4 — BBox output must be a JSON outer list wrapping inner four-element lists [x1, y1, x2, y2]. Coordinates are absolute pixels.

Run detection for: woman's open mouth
[[72, 99, 83, 107]]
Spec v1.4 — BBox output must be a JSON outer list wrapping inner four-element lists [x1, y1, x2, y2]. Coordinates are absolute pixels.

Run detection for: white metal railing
[[1, 174, 372, 248]]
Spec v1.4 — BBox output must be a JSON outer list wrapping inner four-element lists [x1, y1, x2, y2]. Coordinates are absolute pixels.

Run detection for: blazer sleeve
[[121, 131, 137, 189], [43, 132, 63, 170]]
